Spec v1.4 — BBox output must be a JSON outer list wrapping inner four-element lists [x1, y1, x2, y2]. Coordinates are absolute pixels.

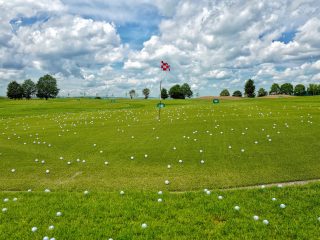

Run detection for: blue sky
[[0, 0, 320, 97]]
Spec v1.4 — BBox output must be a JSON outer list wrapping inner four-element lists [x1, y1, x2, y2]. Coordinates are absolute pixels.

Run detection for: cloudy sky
[[0, 0, 320, 97]]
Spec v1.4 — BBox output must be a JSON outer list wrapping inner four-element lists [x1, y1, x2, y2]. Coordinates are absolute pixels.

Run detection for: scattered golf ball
[[241, 149, 245, 152], [56, 211, 62, 217], [120, 191, 124, 195], [200, 160, 205, 164], [277, 184, 283, 188], [234, 206, 240, 211], [280, 204, 286, 209], [48, 225, 54, 230], [272, 197, 277, 201], [144, 154, 148, 158], [46, 169, 50, 174], [2, 208, 7, 212], [84, 190, 89, 195], [104, 161, 109, 165], [13, 198, 17, 201], [158, 198, 163, 202], [263, 219, 269, 225], [158, 191, 163, 195], [31, 227, 38, 232], [43, 236, 49, 240], [11, 169, 15, 173], [167, 164, 171, 169], [253, 215, 259, 221], [218, 196, 223, 200], [130, 156, 134, 160], [141, 223, 147, 229], [206, 190, 211, 195], [178, 160, 183, 163], [3, 198, 9, 202], [165, 180, 170, 185]]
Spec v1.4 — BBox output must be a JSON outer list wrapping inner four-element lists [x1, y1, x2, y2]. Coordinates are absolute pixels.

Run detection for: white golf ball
[[167, 165, 171, 169], [200, 160, 205, 164], [206, 190, 211, 195], [165, 180, 170, 185], [234, 206, 240, 211], [277, 184, 283, 188], [43, 236, 49, 240], [144, 154, 148, 158], [100, 150, 103, 153], [272, 197, 277, 201], [178, 160, 183, 163], [84, 190, 89, 195], [218, 196, 223, 200], [318, 217, 320, 221], [31, 227, 38, 232], [141, 223, 147, 229], [13, 198, 17, 201], [2, 208, 7, 212], [263, 219, 269, 225], [130, 156, 134, 160], [228, 145, 232, 149], [11, 169, 16, 173], [120, 191, 124, 195], [241, 149, 245, 152], [3, 198, 9, 202], [46, 169, 50, 174], [59, 156, 63, 160], [261, 185, 265, 189], [41, 160, 45, 164], [27, 189, 32, 192], [253, 215, 259, 221], [44, 189, 51, 193], [50, 238, 56, 240], [280, 204, 286, 209], [158, 198, 163, 202], [48, 225, 54, 230], [200, 149, 203, 153], [93, 144, 96, 147], [67, 161, 71, 165], [158, 191, 163, 195], [56, 211, 62, 217], [104, 161, 109, 165]]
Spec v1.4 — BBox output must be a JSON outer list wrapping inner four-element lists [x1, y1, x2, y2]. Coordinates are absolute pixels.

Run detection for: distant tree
[[257, 88, 268, 97], [220, 89, 230, 96], [129, 89, 136, 99], [181, 83, 193, 98], [244, 79, 255, 98], [7, 81, 23, 99], [232, 90, 242, 97], [294, 84, 306, 96], [36, 74, 59, 100], [280, 83, 293, 95], [307, 84, 320, 96], [161, 88, 169, 99], [142, 88, 150, 99], [269, 83, 281, 95], [169, 84, 185, 99], [22, 79, 36, 99]]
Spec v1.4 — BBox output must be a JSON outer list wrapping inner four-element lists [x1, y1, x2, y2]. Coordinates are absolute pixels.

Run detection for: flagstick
[[159, 79, 162, 121]]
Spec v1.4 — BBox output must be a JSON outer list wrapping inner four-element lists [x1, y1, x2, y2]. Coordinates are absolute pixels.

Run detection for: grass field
[[0, 97, 320, 239]]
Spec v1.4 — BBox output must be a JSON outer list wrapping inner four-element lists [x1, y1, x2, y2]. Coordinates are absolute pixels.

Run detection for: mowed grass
[[0, 97, 319, 191], [1, 184, 320, 239], [0, 97, 320, 239]]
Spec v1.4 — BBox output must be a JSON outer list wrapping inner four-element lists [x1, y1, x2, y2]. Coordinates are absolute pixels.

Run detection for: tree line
[[220, 79, 320, 97], [7, 74, 59, 100], [129, 83, 193, 99]]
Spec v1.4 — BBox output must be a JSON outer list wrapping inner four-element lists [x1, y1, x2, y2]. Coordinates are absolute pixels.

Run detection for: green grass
[[0, 97, 320, 239]]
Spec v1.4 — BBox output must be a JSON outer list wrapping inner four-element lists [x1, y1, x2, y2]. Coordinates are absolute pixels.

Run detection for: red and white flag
[[161, 61, 170, 71]]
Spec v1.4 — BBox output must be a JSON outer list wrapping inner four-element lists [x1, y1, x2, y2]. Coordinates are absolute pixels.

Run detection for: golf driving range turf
[[0, 97, 320, 239]]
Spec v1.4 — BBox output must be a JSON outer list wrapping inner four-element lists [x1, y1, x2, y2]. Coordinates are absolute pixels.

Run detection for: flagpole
[[159, 79, 162, 121]]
